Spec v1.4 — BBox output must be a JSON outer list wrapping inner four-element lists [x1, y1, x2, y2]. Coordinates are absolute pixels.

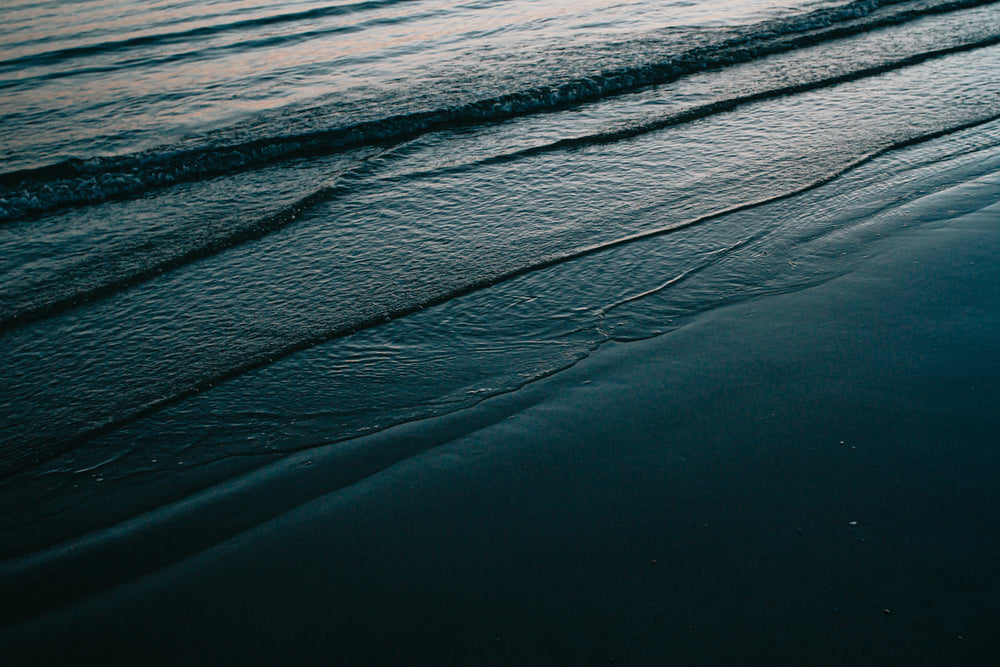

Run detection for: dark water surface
[[1, 0, 999, 563], [2, 2, 1000, 662]]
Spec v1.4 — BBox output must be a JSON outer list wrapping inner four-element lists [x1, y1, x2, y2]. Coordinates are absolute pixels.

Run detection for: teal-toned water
[[2, 0, 1000, 536]]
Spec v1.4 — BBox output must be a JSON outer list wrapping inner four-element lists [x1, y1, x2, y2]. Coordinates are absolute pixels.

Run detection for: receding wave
[[1, 0, 993, 223], [40, 112, 999, 467]]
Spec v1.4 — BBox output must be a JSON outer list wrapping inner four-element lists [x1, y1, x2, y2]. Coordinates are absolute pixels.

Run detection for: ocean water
[[2, 0, 1000, 540]]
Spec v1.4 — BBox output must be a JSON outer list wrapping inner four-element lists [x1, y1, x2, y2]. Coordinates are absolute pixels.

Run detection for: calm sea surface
[[2, 0, 1000, 531]]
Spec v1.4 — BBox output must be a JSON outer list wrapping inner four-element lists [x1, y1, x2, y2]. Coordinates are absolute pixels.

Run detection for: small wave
[[0, 189, 333, 333], [1, 0, 992, 223]]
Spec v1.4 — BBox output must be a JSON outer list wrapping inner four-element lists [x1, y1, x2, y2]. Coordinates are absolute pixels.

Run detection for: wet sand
[[2, 192, 999, 664]]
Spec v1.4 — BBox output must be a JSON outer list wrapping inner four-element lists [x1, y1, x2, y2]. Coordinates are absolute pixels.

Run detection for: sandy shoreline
[[3, 187, 999, 663]]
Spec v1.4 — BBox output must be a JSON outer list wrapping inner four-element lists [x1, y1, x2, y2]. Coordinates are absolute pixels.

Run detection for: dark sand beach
[[2, 177, 998, 665], [4, 1, 1000, 664]]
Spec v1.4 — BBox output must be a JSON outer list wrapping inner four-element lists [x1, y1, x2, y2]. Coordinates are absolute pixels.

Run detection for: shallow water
[[1, 0, 999, 539]]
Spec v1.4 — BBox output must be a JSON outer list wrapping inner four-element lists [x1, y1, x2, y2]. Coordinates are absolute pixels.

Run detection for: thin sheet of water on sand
[[1, 148, 998, 664]]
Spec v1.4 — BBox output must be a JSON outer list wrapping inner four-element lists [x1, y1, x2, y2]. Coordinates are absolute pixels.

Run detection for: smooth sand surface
[[2, 196, 999, 664]]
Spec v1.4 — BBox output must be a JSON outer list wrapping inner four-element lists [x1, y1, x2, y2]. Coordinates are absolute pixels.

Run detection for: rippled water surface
[[2, 0, 999, 534]]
